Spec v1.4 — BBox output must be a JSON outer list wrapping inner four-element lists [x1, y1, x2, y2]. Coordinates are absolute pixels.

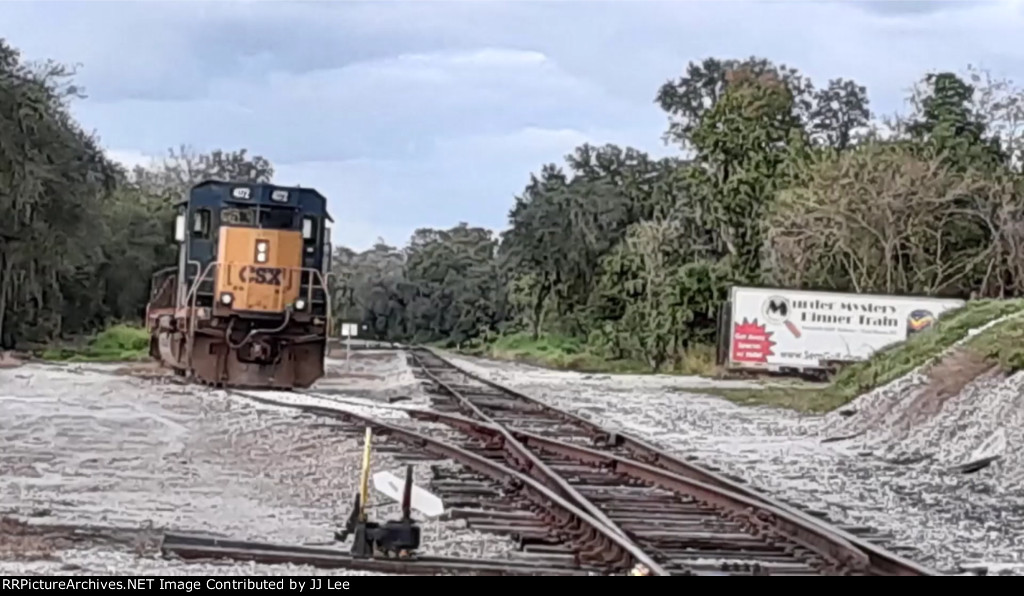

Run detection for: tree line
[[5, 36, 1024, 370], [332, 60, 1024, 370], [0, 40, 272, 349]]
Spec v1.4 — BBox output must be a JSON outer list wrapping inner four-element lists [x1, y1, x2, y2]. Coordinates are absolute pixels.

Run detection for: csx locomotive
[[146, 180, 333, 389]]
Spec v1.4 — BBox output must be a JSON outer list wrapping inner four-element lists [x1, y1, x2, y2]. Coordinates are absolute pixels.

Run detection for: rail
[[414, 355, 637, 543], [161, 533, 591, 575], [228, 390, 670, 576], [407, 347, 938, 576], [203, 347, 937, 575], [408, 408, 878, 572]]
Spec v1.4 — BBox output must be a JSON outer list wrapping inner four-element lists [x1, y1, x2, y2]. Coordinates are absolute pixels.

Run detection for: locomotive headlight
[[220, 292, 233, 305], [255, 240, 269, 263], [294, 299, 307, 311]]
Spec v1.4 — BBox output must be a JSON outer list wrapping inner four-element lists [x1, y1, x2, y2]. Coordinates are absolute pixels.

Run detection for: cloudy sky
[[3, 0, 1023, 249]]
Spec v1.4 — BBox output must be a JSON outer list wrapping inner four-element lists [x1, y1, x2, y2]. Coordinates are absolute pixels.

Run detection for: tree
[[683, 63, 807, 283], [132, 145, 275, 202], [0, 40, 118, 346], [808, 78, 872, 150], [766, 143, 996, 297], [656, 56, 813, 151], [11, 35, 1024, 376], [0, 37, 279, 349], [904, 71, 1006, 169]]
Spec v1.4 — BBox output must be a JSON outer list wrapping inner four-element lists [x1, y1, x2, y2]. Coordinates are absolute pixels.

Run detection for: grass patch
[[487, 333, 648, 373], [707, 299, 1024, 413], [38, 324, 151, 363], [459, 332, 719, 375]]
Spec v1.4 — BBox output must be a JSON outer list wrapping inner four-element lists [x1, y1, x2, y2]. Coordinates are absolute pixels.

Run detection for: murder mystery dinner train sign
[[727, 286, 965, 370]]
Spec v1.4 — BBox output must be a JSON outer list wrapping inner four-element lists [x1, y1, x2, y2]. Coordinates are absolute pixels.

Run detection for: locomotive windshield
[[221, 207, 297, 230]]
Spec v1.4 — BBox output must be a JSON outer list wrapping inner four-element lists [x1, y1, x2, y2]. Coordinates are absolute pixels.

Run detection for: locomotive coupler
[[334, 429, 421, 558]]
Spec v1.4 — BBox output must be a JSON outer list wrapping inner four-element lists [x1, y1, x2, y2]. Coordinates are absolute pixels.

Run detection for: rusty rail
[[230, 390, 671, 576], [161, 533, 593, 575], [408, 347, 938, 577], [210, 347, 936, 576], [408, 409, 878, 572], [413, 349, 637, 544]]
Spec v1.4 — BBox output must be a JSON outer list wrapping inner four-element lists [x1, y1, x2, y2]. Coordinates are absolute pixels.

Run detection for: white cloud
[[73, 44, 628, 170], [6, 0, 1024, 252]]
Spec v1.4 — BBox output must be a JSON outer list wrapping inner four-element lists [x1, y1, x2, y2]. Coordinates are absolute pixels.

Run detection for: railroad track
[[196, 346, 936, 576], [400, 348, 934, 576]]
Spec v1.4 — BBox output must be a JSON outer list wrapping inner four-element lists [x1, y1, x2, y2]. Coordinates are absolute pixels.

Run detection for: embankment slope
[[821, 299, 1024, 487]]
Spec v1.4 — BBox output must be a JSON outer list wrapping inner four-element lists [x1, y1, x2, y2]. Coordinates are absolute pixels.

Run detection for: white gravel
[[0, 351, 513, 575], [9, 336, 1023, 576], [442, 351, 1024, 576], [819, 311, 1024, 481]]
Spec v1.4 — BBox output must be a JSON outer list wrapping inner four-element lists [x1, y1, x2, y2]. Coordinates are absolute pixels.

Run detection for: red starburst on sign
[[731, 319, 776, 363]]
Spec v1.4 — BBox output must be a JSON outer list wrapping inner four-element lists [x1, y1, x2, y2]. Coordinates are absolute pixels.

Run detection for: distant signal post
[[341, 322, 359, 367]]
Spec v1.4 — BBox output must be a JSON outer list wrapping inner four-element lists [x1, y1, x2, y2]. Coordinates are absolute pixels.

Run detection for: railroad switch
[[336, 490, 422, 558], [335, 428, 422, 558]]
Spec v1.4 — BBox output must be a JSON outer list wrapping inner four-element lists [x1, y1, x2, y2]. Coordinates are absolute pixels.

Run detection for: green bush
[[827, 299, 1024, 402], [467, 331, 714, 375], [39, 324, 150, 363]]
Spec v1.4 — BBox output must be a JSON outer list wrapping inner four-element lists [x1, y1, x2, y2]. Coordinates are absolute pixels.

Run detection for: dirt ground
[[0, 351, 507, 575], [0, 351, 24, 369]]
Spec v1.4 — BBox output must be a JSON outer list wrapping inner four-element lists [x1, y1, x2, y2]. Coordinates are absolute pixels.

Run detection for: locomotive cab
[[147, 180, 334, 389]]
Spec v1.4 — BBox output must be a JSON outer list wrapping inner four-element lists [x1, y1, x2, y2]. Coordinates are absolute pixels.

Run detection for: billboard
[[727, 286, 965, 370]]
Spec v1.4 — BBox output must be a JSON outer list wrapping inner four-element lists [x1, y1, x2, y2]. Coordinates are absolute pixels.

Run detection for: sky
[[3, 0, 1024, 250]]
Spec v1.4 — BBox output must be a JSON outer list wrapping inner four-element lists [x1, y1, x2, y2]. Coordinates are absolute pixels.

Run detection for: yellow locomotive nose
[[147, 180, 332, 391], [216, 228, 303, 313]]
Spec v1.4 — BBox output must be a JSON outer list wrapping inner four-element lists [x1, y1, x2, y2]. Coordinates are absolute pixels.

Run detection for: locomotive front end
[[146, 181, 333, 390]]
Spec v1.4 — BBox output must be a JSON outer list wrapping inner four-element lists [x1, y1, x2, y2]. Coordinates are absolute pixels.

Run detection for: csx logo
[[239, 266, 283, 286]]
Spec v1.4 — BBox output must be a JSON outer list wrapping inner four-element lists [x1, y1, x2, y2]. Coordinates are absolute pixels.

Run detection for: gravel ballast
[[7, 343, 1024, 576], [444, 353, 1024, 576], [0, 352, 512, 575]]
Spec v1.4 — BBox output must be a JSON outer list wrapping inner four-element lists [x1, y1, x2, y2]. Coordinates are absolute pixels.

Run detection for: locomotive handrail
[[145, 267, 177, 324], [324, 271, 338, 337], [176, 260, 203, 310], [215, 263, 331, 317], [185, 261, 218, 371], [184, 261, 216, 316], [148, 266, 177, 301], [182, 263, 331, 317], [145, 261, 201, 321], [311, 268, 333, 330], [181, 262, 333, 371]]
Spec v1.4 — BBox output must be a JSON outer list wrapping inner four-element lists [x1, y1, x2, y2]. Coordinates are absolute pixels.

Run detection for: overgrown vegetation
[[330, 58, 1024, 383], [38, 324, 150, 362], [709, 300, 1024, 412], [459, 332, 718, 376], [5, 36, 1024, 398], [1, 39, 275, 351]]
